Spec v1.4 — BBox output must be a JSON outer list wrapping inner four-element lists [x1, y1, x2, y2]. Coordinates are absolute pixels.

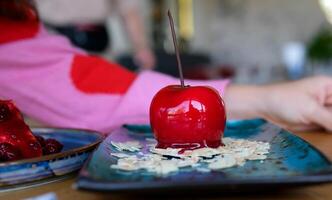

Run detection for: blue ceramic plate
[[0, 128, 103, 191], [76, 119, 332, 193]]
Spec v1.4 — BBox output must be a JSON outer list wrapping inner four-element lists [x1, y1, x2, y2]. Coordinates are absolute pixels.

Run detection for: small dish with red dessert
[[0, 100, 103, 191]]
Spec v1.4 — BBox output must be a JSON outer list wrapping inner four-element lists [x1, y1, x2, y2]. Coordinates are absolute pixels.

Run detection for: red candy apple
[[149, 11, 226, 150], [0, 100, 43, 160], [150, 85, 226, 149]]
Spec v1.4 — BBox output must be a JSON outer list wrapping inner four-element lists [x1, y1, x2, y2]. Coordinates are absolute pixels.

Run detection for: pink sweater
[[0, 25, 229, 134]]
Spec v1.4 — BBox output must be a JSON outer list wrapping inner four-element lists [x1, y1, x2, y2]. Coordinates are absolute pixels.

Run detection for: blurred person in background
[[1, 0, 332, 134], [36, 0, 156, 70]]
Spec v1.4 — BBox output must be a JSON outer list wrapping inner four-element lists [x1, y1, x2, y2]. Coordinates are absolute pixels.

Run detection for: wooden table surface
[[2, 131, 332, 200]]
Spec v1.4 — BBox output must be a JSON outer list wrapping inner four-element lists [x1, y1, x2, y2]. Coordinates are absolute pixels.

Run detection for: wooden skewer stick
[[167, 9, 185, 87]]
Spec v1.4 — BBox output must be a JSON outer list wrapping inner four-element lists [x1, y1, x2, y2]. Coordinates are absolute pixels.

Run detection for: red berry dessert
[[0, 100, 63, 162], [43, 139, 63, 155]]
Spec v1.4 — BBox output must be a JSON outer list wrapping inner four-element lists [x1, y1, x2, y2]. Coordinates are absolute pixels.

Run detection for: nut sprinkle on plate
[[110, 137, 270, 175], [110, 141, 142, 152]]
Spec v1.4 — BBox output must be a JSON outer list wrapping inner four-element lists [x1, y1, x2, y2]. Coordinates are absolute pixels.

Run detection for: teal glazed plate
[[0, 128, 103, 191], [76, 119, 332, 193]]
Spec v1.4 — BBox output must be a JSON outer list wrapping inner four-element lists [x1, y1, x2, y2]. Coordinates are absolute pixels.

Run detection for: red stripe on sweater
[[71, 55, 137, 94]]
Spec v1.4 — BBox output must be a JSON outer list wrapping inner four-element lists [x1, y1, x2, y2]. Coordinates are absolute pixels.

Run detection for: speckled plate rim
[[0, 127, 104, 167], [77, 160, 332, 193], [77, 175, 332, 193]]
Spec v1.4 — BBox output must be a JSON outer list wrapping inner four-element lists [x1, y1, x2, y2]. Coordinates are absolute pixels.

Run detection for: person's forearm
[[120, 8, 149, 52], [223, 85, 268, 120]]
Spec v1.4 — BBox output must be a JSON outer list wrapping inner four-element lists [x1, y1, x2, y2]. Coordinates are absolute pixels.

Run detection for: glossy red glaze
[[150, 85, 226, 150], [0, 100, 42, 160]]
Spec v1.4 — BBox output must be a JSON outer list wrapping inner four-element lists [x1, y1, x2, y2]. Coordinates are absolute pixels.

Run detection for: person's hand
[[134, 48, 156, 70], [224, 76, 332, 132], [259, 76, 332, 131]]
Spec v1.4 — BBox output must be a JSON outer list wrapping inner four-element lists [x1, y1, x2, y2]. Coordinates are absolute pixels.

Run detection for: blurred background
[[36, 0, 332, 84]]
